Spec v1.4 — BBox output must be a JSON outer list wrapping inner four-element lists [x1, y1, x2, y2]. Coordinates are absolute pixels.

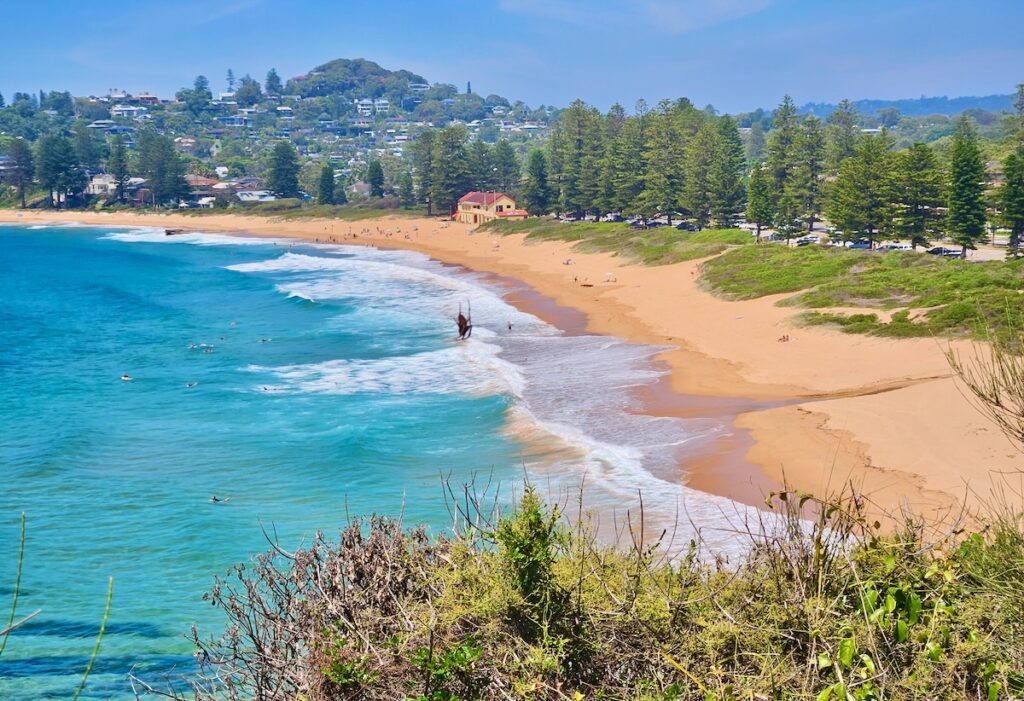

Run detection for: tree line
[[403, 88, 1024, 258], [1, 127, 193, 208]]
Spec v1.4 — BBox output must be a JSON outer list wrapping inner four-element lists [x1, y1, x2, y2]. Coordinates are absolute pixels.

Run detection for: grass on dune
[[479, 218, 753, 265], [702, 244, 1024, 341]]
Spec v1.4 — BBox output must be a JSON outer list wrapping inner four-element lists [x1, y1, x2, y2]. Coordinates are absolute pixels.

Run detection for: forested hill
[[284, 58, 427, 100], [799, 93, 1015, 118]]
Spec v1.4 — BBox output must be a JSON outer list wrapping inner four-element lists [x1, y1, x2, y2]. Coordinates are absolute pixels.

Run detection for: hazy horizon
[[1, 0, 1021, 113]]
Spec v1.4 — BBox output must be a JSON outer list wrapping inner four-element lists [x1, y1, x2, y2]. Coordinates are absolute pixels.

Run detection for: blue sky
[[1, 0, 1021, 113]]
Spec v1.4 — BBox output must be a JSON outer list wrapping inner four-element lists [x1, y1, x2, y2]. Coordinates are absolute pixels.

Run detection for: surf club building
[[455, 191, 528, 225]]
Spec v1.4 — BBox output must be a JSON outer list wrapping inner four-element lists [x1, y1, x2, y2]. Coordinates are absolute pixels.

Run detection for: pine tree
[[998, 146, 1024, 258], [1012, 84, 1024, 147], [73, 122, 104, 170], [265, 68, 283, 95], [746, 121, 765, 166], [226, 69, 236, 91], [682, 121, 716, 229], [267, 141, 301, 198], [826, 99, 860, 173], [947, 117, 988, 255], [709, 115, 747, 227], [411, 130, 436, 214], [765, 95, 799, 197], [492, 140, 519, 194], [366, 160, 385, 198], [108, 135, 129, 203], [4, 138, 34, 207], [399, 171, 416, 208], [786, 116, 826, 232], [318, 163, 335, 205], [135, 130, 189, 205], [468, 141, 494, 191], [640, 100, 686, 222], [35, 134, 84, 208], [746, 163, 775, 242], [890, 143, 944, 249], [0, 91, 5, 108], [521, 149, 550, 215], [825, 132, 894, 246], [429, 126, 472, 216]]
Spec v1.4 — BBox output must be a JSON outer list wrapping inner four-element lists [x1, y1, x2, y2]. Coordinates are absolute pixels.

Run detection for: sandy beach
[[4, 209, 1017, 519]]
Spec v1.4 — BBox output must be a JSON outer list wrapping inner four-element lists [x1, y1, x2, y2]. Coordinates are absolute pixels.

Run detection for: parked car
[[848, 239, 872, 249], [876, 243, 912, 252], [795, 235, 819, 246], [675, 222, 698, 231], [927, 246, 964, 258]]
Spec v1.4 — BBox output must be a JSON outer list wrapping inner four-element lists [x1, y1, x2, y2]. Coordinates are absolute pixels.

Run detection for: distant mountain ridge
[[799, 93, 1015, 118]]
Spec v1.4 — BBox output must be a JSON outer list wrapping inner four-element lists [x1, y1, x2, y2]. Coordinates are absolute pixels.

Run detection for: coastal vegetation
[[479, 219, 751, 264], [701, 245, 1024, 341], [116, 475, 1024, 700]]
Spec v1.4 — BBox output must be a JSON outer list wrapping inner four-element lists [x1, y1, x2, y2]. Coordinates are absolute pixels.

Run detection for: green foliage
[[947, 117, 988, 252], [997, 146, 1024, 258], [890, 142, 946, 249], [520, 149, 550, 215], [366, 159, 385, 198], [479, 218, 751, 264], [267, 141, 301, 199], [825, 132, 896, 244], [704, 244, 1024, 340], [317, 163, 335, 205], [135, 130, 189, 205], [190, 485, 1024, 700]]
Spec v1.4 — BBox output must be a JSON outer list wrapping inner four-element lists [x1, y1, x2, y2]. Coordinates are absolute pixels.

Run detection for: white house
[[236, 190, 277, 203], [111, 104, 147, 119], [373, 98, 390, 114]]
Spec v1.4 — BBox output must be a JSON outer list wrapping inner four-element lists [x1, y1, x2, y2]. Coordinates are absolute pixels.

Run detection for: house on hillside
[[455, 192, 528, 225]]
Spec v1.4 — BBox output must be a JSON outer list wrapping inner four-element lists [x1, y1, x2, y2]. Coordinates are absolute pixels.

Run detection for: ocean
[[0, 223, 755, 699]]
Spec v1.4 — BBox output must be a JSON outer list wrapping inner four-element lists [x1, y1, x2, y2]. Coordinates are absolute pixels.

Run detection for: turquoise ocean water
[[0, 224, 754, 699]]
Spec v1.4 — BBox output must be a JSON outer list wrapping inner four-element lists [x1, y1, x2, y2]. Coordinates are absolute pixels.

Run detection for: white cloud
[[498, 0, 779, 34]]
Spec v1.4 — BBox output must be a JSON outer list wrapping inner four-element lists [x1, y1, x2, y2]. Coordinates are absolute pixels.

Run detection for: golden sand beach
[[4, 209, 1015, 519]]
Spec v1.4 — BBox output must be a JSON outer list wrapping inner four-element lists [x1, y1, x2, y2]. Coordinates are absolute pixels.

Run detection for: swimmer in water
[[121, 374, 133, 382], [210, 495, 230, 503], [186, 382, 198, 388]]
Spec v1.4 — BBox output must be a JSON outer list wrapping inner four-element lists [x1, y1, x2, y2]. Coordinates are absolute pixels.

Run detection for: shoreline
[[3, 209, 1016, 518]]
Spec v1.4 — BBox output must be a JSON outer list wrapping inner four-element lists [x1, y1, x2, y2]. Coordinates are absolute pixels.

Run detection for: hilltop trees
[[177, 75, 212, 115], [265, 68, 283, 96], [235, 74, 263, 108], [268, 141, 301, 198], [890, 143, 945, 249], [947, 117, 988, 254], [521, 150, 550, 215], [3, 138, 34, 207], [318, 163, 335, 205]]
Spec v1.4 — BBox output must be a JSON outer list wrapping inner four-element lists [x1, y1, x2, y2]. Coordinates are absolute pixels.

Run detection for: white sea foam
[[111, 230, 773, 554], [102, 228, 294, 246]]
